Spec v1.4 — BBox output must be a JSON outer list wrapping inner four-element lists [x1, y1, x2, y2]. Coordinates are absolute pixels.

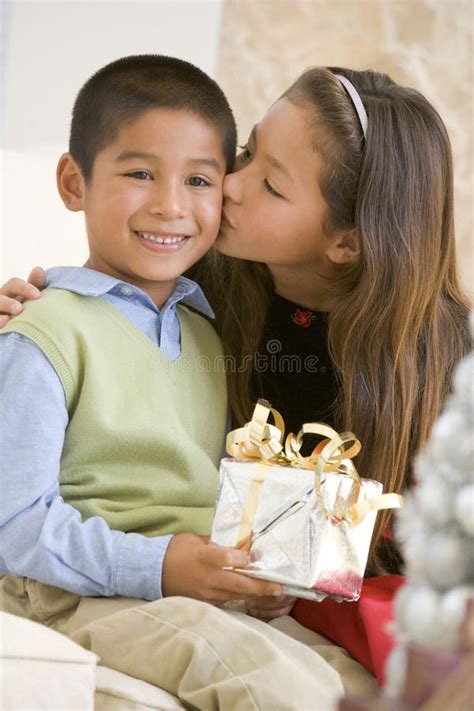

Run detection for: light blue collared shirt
[[0, 266, 216, 600]]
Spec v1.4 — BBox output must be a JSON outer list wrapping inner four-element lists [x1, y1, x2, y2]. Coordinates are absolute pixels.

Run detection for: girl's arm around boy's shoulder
[[0, 331, 171, 600]]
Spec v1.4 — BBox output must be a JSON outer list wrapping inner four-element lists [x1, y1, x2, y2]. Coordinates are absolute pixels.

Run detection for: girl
[[1, 66, 470, 685], [199, 67, 470, 682]]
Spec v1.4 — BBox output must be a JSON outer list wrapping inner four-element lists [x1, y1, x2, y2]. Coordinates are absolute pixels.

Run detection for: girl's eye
[[126, 170, 152, 180], [238, 144, 252, 161], [264, 179, 283, 199], [188, 176, 210, 188]]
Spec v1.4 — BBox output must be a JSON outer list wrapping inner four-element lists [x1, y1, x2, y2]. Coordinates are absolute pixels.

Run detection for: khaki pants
[[1, 576, 377, 710]]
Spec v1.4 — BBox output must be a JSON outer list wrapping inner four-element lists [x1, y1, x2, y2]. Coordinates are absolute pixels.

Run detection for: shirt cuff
[[113, 532, 173, 600]]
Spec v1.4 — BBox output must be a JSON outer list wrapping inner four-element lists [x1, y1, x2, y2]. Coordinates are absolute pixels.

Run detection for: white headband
[[334, 73, 368, 139]]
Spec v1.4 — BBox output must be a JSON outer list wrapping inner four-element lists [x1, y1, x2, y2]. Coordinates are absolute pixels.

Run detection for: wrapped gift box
[[211, 458, 383, 601], [211, 399, 401, 602]]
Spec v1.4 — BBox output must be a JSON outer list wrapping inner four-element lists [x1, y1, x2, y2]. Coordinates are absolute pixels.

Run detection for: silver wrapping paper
[[210, 458, 383, 602]]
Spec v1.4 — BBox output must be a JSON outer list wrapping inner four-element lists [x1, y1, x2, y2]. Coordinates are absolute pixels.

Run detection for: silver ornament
[[439, 586, 474, 647], [452, 353, 474, 401], [426, 532, 470, 588], [430, 409, 472, 467], [454, 485, 474, 536], [383, 644, 408, 698], [395, 584, 441, 644], [403, 530, 430, 578], [415, 475, 452, 526]]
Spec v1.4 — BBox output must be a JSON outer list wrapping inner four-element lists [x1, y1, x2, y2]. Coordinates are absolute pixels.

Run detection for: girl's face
[[217, 98, 331, 272]]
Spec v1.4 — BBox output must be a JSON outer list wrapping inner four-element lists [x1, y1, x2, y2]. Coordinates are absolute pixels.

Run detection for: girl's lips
[[134, 231, 191, 253], [221, 211, 235, 229]]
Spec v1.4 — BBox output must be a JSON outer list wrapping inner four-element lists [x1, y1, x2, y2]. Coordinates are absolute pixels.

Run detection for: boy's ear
[[56, 153, 86, 212], [325, 229, 360, 265]]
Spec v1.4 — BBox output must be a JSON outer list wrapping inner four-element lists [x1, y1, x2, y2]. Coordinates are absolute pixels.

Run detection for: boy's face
[[58, 108, 226, 306]]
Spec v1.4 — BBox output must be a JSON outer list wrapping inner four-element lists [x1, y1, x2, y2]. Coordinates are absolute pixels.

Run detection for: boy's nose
[[148, 187, 186, 219]]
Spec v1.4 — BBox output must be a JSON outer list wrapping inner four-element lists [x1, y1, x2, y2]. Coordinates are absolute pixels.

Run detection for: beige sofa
[[1, 610, 378, 709]]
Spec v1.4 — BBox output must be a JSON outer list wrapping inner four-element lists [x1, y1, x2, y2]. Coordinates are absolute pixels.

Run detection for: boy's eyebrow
[[115, 150, 158, 163], [115, 150, 223, 173], [188, 158, 223, 173], [250, 125, 292, 181]]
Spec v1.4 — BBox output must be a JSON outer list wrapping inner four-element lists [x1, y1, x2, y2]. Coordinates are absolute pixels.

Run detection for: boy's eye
[[187, 176, 210, 188], [264, 179, 283, 199], [126, 170, 152, 180]]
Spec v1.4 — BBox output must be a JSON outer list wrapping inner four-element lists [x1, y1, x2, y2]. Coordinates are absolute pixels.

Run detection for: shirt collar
[[45, 266, 215, 319]]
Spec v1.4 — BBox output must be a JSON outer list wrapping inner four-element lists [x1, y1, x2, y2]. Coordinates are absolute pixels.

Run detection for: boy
[[0, 56, 344, 708]]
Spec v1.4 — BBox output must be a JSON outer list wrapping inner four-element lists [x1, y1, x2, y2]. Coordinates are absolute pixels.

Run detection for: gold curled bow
[[227, 399, 402, 547]]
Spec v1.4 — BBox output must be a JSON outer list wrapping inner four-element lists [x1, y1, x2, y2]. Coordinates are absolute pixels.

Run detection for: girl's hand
[[0, 267, 46, 327], [245, 594, 297, 621], [161, 533, 283, 603]]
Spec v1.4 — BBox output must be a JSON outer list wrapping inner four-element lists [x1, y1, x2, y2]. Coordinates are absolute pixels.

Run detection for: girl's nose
[[223, 169, 243, 204]]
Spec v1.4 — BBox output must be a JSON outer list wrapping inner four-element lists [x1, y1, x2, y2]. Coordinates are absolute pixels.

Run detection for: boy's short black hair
[[70, 54, 237, 180]]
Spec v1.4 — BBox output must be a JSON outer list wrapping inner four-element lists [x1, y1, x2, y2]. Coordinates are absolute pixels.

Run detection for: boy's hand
[[0, 267, 46, 327], [245, 594, 297, 621], [162, 533, 283, 603]]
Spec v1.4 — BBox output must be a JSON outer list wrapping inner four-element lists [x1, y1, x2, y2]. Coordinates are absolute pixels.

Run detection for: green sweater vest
[[3, 288, 227, 536]]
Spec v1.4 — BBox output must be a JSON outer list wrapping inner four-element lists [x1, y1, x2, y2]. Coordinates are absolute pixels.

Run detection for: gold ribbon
[[227, 399, 402, 549], [236, 463, 268, 551]]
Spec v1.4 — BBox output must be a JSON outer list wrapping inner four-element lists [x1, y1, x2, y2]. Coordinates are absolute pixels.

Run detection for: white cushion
[[1, 611, 97, 709]]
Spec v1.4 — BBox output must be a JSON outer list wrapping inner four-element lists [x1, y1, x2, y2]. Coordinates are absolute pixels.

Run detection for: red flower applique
[[291, 308, 316, 328]]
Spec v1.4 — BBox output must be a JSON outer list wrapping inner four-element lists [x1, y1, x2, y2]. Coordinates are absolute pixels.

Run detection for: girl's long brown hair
[[192, 67, 471, 573]]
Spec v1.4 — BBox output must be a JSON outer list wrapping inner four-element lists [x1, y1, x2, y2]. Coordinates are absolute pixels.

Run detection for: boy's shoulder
[[2, 288, 85, 327], [0, 288, 104, 348], [27, 286, 82, 308]]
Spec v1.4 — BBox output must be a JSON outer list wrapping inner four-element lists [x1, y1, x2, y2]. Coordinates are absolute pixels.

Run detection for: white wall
[[0, 0, 223, 281]]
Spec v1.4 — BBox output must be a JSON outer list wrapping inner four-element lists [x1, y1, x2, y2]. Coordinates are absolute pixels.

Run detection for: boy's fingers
[[204, 545, 282, 598], [247, 594, 296, 609], [0, 314, 10, 328], [209, 586, 282, 603], [207, 544, 250, 570], [27, 266, 47, 290], [217, 569, 282, 599], [255, 580, 284, 597]]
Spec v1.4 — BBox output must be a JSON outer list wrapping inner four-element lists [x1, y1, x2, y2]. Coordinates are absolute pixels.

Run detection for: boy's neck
[[83, 259, 175, 309]]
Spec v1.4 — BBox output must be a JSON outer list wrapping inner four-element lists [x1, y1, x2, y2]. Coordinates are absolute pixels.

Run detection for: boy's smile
[[58, 108, 226, 307], [135, 231, 189, 250]]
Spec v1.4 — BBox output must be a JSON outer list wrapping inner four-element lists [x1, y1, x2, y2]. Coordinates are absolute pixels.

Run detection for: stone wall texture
[[217, 0, 473, 294]]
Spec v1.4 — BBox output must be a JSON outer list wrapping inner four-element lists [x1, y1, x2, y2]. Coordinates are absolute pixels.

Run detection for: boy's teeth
[[138, 232, 187, 245]]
